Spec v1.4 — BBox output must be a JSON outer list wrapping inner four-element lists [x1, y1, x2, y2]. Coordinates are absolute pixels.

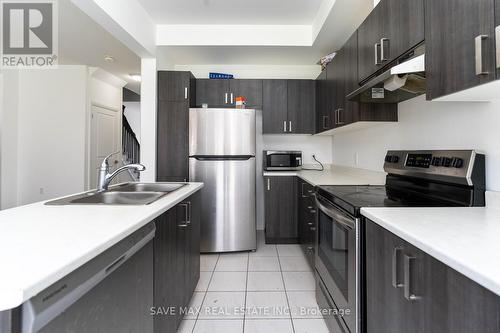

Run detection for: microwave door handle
[[315, 196, 356, 229]]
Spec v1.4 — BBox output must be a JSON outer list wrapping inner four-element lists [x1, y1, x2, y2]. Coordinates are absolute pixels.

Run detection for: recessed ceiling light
[[104, 55, 115, 63], [129, 74, 141, 82]]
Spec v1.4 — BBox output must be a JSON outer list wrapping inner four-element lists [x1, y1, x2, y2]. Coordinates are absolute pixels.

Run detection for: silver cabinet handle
[[184, 87, 188, 99], [322, 115, 329, 129], [308, 222, 314, 226], [380, 37, 390, 62], [337, 108, 344, 125], [334, 109, 338, 125], [392, 246, 404, 288], [225, 93, 228, 104], [301, 183, 307, 197], [289, 121, 292, 132], [230, 92, 234, 104], [310, 227, 317, 231], [496, 26, 500, 69], [475, 35, 489, 75], [404, 254, 419, 301], [283, 121, 287, 132], [267, 178, 271, 191], [374, 43, 381, 65]]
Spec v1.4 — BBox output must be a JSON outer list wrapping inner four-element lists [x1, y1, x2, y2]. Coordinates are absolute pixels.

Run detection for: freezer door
[[189, 157, 256, 252], [189, 108, 256, 156]]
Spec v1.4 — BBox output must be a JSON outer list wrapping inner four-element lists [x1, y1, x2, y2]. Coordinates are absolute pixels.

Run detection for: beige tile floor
[[177, 232, 329, 333]]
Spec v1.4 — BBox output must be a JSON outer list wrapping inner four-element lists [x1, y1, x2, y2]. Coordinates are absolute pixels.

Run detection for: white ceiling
[[155, 0, 373, 66], [137, 0, 323, 25], [58, 1, 141, 93]]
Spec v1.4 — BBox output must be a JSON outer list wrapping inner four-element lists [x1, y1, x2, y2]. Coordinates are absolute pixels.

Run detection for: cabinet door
[[263, 80, 288, 134], [157, 101, 189, 182], [229, 79, 263, 108], [338, 31, 359, 127], [386, 0, 424, 61], [365, 221, 426, 333], [185, 192, 201, 296], [315, 70, 330, 133], [195, 79, 230, 107], [287, 80, 316, 134], [264, 176, 298, 243], [424, 247, 500, 333], [357, 0, 389, 82], [325, 59, 338, 130], [425, 0, 496, 100], [158, 71, 192, 102], [154, 208, 184, 333]]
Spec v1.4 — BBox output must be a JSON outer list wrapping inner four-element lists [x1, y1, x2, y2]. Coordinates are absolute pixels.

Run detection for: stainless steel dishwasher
[[19, 222, 155, 333]]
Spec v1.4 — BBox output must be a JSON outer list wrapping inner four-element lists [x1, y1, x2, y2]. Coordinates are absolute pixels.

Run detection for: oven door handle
[[315, 195, 356, 230]]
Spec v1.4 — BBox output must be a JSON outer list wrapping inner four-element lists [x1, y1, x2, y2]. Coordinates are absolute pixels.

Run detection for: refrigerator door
[[189, 108, 256, 156], [189, 157, 256, 252]]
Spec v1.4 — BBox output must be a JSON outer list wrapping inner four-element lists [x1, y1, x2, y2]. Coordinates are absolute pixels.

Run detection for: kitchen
[[1, 0, 500, 333]]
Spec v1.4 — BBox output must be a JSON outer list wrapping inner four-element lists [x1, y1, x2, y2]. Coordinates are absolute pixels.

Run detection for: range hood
[[347, 45, 426, 103]]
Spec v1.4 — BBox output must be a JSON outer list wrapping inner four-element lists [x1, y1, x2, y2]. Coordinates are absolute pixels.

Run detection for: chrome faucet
[[97, 152, 146, 191]]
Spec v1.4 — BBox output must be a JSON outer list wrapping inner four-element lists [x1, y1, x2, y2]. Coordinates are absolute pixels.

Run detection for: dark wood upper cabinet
[[315, 70, 330, 133], [158, 71, 195, 104], [195, 79, 230, 107], [287, 80, 316, 134], [358, 0, 424, 83], [229, 79, 263, 108], [357, 0, 389, 82], [425, 0, 496, 100], [263, 80, 288, 134], [366, 220, 500, 333], [264, 176, 298, 244]]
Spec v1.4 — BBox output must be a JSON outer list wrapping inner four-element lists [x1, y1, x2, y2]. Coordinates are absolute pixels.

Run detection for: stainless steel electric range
[[314, 150, 486, 333]]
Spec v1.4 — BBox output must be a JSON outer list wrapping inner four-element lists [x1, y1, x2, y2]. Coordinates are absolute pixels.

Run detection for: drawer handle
[[267, 178, 271, 191], [374, 43, 381, 65], [404, 254, 419, 301], [392, 246, 404, 288], [380, 37, 390, 62], [475, 35, 489, 75], [496, 25, 500, 69]]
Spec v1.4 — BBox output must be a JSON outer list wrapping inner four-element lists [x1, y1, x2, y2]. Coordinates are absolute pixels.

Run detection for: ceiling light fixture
[[104, 55, 115, 63], [129, 74, 141, 82]]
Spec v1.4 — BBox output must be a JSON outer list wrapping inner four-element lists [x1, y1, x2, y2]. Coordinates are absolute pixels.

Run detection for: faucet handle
[[100, 151, 121, 169]]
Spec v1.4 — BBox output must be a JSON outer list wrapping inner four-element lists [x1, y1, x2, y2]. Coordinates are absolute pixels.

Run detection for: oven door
[[315, 194, 358, 333]]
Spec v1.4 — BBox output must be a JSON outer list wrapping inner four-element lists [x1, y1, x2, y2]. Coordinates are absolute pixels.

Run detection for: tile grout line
[[242, 252, 250, 333], [191, 254, 220, 333], [276, 246, 297, 333]]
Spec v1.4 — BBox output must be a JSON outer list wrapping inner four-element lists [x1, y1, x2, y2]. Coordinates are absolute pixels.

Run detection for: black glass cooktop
[[316, 184, 462, 217]]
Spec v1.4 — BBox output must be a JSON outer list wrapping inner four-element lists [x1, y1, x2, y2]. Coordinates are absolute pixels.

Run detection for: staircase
[[122, 112, 141, 180]]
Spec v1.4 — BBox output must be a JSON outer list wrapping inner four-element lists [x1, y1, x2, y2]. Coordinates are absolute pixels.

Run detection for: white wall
[[123, 101, 141, 143], [332, 95, 500, 190], [15, 67, 88, 206], [140, 58, 157, 181], [0, 70, 19, 209]]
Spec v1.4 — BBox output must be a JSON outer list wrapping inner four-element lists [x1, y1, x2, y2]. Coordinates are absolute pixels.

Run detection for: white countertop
[[361, 205, 500, 296], [263, 165, 386, 186], [0, 183, 203, 311]]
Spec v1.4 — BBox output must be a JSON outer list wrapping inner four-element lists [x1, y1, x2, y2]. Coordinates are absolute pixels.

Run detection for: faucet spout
[[97, 158, 146, 192]]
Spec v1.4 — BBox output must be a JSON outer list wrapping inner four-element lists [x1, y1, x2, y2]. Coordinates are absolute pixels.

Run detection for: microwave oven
[[263, 151, 302, 171]]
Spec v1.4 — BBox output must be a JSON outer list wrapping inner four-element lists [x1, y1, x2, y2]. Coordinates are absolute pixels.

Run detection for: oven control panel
[[383, 150, 484, 186]]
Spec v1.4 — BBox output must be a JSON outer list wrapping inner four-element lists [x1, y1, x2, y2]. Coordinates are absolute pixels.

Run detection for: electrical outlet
[[354, 153, 359, 166], [39, 187, 44, 195]]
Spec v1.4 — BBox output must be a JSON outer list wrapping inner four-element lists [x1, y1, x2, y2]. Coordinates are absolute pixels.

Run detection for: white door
[[89, 105, 121, 189]]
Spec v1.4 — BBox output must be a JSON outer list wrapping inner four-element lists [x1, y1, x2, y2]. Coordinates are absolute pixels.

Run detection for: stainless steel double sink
[[45, 183, 186, 205]]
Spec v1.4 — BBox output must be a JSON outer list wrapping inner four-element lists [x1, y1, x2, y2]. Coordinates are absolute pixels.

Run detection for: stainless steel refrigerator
[[189, 108, 256, 253]]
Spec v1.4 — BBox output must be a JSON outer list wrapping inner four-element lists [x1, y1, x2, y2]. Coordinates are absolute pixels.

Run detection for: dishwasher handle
[[21, 222, 156, 333]]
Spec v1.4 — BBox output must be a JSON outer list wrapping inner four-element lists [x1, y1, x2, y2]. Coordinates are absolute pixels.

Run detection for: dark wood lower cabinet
[[264, 176, 298, 243], [365, 219, 500, 333], [153, 192, 200, 333], [297, 179, 316, 268]]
